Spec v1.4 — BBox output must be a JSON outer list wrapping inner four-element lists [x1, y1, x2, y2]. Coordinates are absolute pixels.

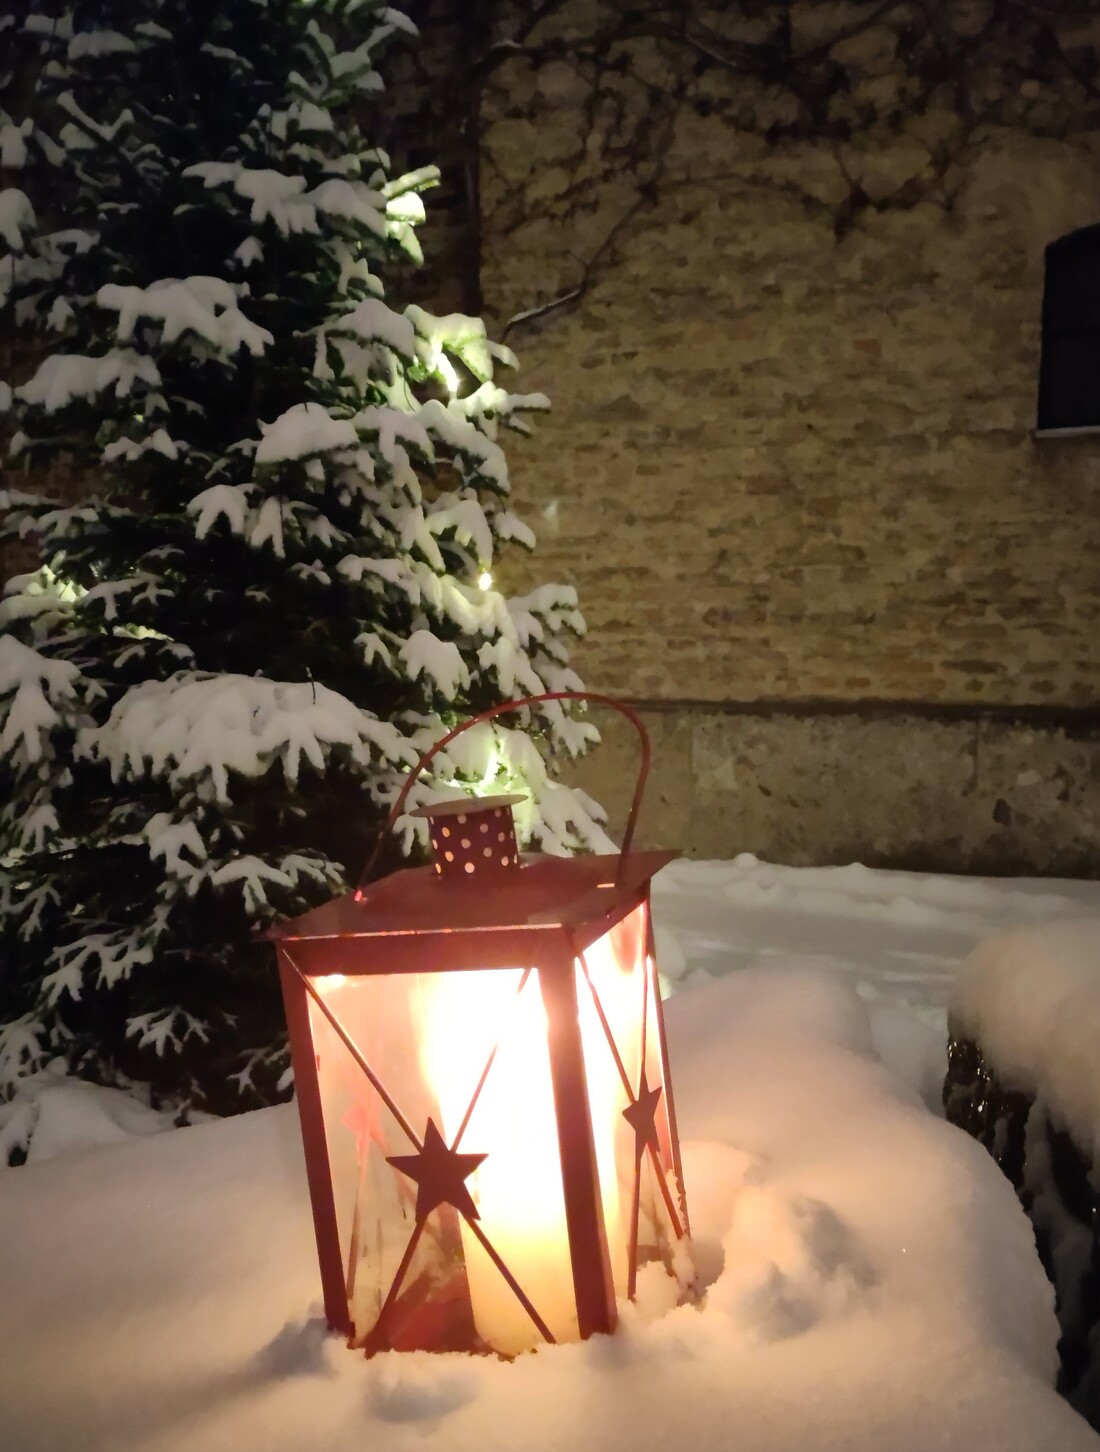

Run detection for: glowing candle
[[414, 967, 612, 1354]]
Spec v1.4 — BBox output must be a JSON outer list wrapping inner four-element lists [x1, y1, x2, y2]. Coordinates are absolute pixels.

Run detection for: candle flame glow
[[416, 968, 576, 1353]]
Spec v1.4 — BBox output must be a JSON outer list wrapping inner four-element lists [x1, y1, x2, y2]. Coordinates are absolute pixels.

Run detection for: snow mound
[[7, 864, 1100, 1447], [2, 961, 1089, 1452], [951, 921, 1100, 1150], [714, 1184, 876, 1339], [0, 1062, 176, 1166]]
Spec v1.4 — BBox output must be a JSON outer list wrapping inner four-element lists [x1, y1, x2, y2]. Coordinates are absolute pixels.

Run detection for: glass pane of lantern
[[576, 902, 686, 1302], [413, 967, 576, 1354], [307, 966, 575, 1356], [306, 974, 446, 1348]]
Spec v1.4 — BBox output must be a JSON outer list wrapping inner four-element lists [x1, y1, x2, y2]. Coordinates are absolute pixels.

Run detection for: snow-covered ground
[[3, 855, 1100, 1452]]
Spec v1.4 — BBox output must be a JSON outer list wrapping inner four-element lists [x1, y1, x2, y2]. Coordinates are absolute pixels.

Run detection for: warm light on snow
[[477, 569, 492, 591]]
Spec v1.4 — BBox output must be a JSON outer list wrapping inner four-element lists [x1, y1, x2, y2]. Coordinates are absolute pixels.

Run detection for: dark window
[[1037, 223, 1100, 434]]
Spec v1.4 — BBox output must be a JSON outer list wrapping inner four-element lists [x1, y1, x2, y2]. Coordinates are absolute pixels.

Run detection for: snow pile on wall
[[951, 922, 1100, 1149]]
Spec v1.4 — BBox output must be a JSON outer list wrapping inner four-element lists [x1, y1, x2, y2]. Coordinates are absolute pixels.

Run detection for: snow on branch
[[0, 1016, 48, 1093], [68, 30, 136, 61], [15, 350, 161, 412], [127, 1009, 209, 1057], [45, 929, 155, 998], [508, 583, 587, 644], [97, 277, 272, 357], [425, 495, 495, 566], [0, 119, 33, 169], [88, 672, 416, 801], [417, 399, 508, 489], [328, 298, 417, 361], [307, 178, 387, 235], [400, 630, 470, 700], [407, 304, 504, 384], [254, 402, 358, 465], [0, 637, 82, 767], [183, 163, 387, 238], [455, 381, 550, 441], [0, 189, 36, 251], [352, 403, 434, 464]]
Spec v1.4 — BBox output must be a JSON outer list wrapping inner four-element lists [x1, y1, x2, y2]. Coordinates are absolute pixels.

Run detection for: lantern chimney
[[411, 793, 524, 883]]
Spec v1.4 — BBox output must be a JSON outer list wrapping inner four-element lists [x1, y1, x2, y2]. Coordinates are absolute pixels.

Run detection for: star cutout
[[622, 1072, 664, 1160], [387, 1119, 487, 1224]]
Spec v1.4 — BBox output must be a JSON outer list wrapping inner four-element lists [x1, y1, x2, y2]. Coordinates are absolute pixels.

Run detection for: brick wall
[[457, 2, 1100, 871]]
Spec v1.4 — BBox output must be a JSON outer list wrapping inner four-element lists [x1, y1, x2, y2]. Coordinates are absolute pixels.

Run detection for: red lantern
[[270, 693, 693, 1357]]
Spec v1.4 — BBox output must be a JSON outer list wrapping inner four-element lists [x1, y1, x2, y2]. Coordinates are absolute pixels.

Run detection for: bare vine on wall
[[389, 0, 1100, 329]]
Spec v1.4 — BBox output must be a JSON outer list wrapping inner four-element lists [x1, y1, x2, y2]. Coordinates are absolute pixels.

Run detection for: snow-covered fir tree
[[0, 0, 607, 1121]]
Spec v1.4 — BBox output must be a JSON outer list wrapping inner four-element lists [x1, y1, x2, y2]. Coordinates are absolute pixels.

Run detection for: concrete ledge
[[559, 702, 1100, 875]]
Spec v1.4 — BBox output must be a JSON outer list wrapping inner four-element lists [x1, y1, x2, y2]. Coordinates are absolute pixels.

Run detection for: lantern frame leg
[[277, 951, 352, 1338], [646, 921, 692, 1238], [539, 949, 618, 1340]]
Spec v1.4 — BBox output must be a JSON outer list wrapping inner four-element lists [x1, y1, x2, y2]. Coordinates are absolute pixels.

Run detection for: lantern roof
[[267, 850, 674, 951]]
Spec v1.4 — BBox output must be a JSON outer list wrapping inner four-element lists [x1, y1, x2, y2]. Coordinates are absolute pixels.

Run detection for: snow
[[188, 481, 254, 539], [0, 1062, 176, 1166], [307, 178, 387, 235], [97, 276, 272, 356], [418, 398, 509, 487], [351, 401, 433, 463], [427, 495, 495, 565], [0, 119, 33, 169], [286, 101, 334, 135], [379, 5, 419, 36], [331, 296, 417, 358], [44, 926, 155, 996], [183, 165, 387, 239], [254, 402, 358, 465], [401, 629, 472, 699], [15, 348, 161, 411], [185, 163, 317, 236], [653, 854, 1100, 1028], [231, 235, 263, 268], [68, 29, 136, 60], [90, 672, 413, 801], [101, 427, 179, 463], [407, 305, 498, 383], [248, 495, 286, 556], [0, 634, 81, 764], [2, 858, 1100, 1451], [0, 187, 35, 249], [951, 922, 1100, 1152]]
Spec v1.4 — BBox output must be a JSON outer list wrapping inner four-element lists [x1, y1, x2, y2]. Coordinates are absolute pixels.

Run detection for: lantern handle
[[355, 691, 650, 891]]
